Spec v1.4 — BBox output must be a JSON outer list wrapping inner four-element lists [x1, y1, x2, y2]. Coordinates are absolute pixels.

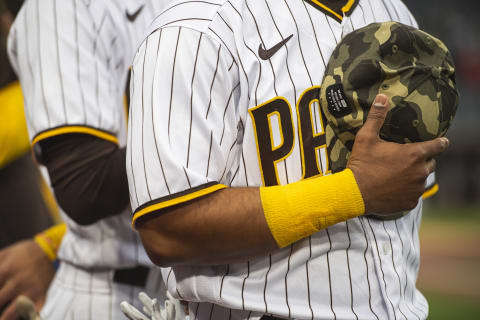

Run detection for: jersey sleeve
[[422, 172, 438, 200], [7, 0, 121, 147], [128, 26, 240, 226]]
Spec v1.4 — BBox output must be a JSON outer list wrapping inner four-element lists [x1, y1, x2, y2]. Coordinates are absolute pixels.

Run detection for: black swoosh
[[258, 34, 294, 60], [126, 5, 144, 22]]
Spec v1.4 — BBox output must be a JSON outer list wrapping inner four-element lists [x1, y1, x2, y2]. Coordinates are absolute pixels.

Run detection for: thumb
[[361, 94, 389, 137]]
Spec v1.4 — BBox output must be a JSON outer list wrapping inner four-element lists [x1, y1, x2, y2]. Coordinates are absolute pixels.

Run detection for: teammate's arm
[[129, 28, 447, 267], [39, 134, 129, 225], [7, 0, 129, 225]]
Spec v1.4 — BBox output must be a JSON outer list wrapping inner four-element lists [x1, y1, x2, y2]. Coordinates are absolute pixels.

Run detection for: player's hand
[[120, 291, 188, 320], [0, 240, 55, 320], [347, 94, 449, 215]]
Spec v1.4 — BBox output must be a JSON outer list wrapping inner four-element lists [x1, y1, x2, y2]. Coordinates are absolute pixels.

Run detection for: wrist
[[260, 169, 365, 248], [347, 165, 368, 213], [34, 234, 57, 261], [33, 223, 67, 261]]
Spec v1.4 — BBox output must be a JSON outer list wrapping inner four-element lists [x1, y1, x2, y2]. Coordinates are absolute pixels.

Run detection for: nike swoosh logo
[[126, 5, 144, 22], [258, 34, 294, 60]]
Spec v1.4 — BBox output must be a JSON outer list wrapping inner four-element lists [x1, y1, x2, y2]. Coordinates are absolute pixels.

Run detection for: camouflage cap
[[320, 22, 458, 174]]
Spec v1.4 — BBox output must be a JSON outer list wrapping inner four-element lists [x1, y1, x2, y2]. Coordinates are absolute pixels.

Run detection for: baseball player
[[127, 0, 452, 319], [6, 0, 171, 319], [0, 0, 54, 250]]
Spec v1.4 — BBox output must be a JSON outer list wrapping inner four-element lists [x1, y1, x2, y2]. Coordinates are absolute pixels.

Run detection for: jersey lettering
[[250, 86, 330, 186], [296, 86, 330, 179], [249, 97, 295, 186]]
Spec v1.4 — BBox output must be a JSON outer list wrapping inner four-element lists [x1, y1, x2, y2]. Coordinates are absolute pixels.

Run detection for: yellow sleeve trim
[[34, 223, 67, 261], [422, 183, 439, 200], [132, 184, 227, 228], [32, 126, 118, 146]]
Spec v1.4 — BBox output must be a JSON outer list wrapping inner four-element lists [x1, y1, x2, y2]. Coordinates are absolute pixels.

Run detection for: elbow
[[143, 244, 174, 268], [138, 225, 187, 267], [54, 188, 128, 226], [57, 195, 101, 226], [55, 191, 115, 226], [69, 213, 99, 227]]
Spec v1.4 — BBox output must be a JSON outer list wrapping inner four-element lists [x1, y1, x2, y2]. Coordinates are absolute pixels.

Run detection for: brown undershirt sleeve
[[39, 133, 129, 226]]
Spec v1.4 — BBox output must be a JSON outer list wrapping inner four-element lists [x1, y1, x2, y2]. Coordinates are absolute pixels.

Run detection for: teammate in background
[[0, 2, 57, 318], [6, 0, 170, 319], [0, 0, 54, 250], [128, 0, 448, 319]]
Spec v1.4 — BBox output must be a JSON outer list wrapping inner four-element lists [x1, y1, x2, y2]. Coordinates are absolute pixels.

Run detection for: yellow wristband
[[34, 223, 67, 261], [260, 169, 365, 248]]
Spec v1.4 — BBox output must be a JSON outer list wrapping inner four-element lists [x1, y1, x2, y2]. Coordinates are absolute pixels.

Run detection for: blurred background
[[404, 0, 480, 319]]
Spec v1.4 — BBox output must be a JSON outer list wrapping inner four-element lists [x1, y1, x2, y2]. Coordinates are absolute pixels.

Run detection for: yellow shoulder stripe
[[132, 184, 227, 228], [32, 126, 118, 146]]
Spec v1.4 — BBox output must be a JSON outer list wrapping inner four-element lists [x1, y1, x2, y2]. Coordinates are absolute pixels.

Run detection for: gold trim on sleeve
[[422, 183, 439, 200], [32, 126, 118, 146], [132, 183, 227, 228]]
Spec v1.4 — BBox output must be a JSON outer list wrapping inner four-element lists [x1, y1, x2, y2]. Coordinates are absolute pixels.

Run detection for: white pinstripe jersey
[[7, 0, 168, 268], [128, 0, 432, 319]]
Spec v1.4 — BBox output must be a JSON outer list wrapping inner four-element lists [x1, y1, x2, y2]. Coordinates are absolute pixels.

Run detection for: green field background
[[418, 204, 480, 319]]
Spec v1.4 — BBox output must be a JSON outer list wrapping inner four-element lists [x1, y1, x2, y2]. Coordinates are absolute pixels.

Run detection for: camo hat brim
[[320, 22, 458, 173]]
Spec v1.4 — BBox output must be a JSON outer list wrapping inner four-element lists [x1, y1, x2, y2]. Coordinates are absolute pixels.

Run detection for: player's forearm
[[137, 169, 365, 267], [137, 98, 449, 267], [138, 187, 277, 267]]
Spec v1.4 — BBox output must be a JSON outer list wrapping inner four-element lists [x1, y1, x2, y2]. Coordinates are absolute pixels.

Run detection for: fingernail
[[373, 103, 386, 109], [442, 137, 450, 148], [439, 139, 446, 151], [373, 94, 388, 106]]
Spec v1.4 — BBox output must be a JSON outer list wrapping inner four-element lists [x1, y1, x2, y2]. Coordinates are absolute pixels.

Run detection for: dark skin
[[0, 241, 54, 320], [138, 94, 448, 267]]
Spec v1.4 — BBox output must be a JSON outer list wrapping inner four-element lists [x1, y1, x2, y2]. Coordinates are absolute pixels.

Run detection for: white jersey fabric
[[8, 0, 169, 319], [128, 0, 430, 319], [8, 0, 167, 268]]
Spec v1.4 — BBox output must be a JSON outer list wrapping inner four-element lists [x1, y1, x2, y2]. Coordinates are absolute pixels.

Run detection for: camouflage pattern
[[320, 22, 458, 173]]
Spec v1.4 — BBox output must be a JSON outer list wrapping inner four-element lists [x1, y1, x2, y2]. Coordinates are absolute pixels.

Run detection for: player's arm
[[7, 0, 128, 225], [129, 27, 448, 267], [137, 101, 447, 266], [38, 134, 129, 225]]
